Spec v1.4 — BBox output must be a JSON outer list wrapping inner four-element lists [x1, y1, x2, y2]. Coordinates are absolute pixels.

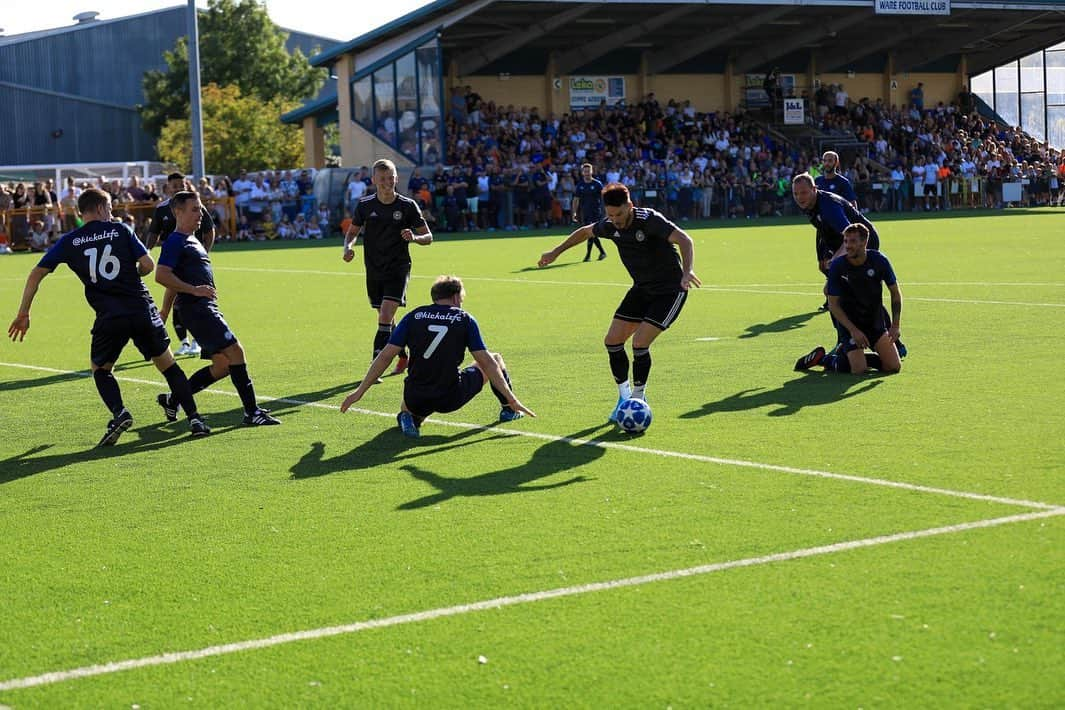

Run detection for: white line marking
[[2, 361, 1058, 511], [215, 268, 1065, 308], [695, 337, 723, 341], [0, 508, 1059, 693]]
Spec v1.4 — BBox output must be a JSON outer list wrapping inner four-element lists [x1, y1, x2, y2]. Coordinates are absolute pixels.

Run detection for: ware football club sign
[[569, 76, 626, 109], [783, 98, 805, 125], [875, 0, 950, 15]]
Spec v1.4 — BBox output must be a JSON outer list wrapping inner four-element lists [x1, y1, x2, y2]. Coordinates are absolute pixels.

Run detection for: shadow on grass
[[680, 372, 887, 419], [396, 423, 612, 510], [0, 370, 86, 392], [0, 420, 238, 485], [511, 260, 584, 273], [738, 310, 823, 339]]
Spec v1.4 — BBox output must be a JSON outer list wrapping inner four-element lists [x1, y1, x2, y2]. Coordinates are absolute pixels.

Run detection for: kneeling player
[[794, 223, 903, 375], [155, 191, 280, 425], [340, 276, 534, 437]]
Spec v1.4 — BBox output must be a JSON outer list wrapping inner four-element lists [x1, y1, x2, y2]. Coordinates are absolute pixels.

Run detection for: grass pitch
[[0, 209, 1062, 707]]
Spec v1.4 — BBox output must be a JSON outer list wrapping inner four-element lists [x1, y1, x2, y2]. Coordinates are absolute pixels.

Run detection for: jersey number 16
[[86, 245, 121, 283]]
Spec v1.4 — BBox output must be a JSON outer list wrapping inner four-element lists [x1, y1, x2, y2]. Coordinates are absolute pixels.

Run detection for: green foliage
[[140, 0, 326, 138], [157, 83, 304, 174]]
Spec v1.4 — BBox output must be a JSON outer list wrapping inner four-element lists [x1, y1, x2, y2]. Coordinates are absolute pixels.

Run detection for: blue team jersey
[[806, 190, 879, 255], [575, 178, 604, 222], [389, 304, 487, 397], [158, 231, 216, 308], [815, 173, 858, 204], [37, 220, 153, 318], [826, 250, 897, 324]]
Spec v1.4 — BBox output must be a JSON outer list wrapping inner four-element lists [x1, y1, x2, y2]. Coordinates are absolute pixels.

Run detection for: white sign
[[569, 76, 626, 109], [553, 77, 562, 90], [783, 98, 805, 125], [875, 0, 950, 15]]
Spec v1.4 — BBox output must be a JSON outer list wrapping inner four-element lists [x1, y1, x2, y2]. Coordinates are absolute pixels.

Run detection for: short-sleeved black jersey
[[389, 304, 488, 398], [575, 178, 604, 222], [37, 221, 154, 318], [352, 193, 427, 277], [147, 199, 214, 244], [826, 250, 897, 325], [591, 207, 683, 294], [158, 231, 216, 308]]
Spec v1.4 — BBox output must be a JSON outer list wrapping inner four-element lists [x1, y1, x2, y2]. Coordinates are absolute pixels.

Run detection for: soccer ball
[[616, 398, 652, 434]]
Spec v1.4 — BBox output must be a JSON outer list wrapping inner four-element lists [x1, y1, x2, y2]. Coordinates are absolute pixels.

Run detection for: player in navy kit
[[814, 151, 858, 208], [539, 182, 700, 422], [341, 276, 535, 437], [794, 223, 903, 375], [343, 159, 433, 380], [572, 163, 606, 261], [8, 188, 209, 445], [155, 192, 280, 426]]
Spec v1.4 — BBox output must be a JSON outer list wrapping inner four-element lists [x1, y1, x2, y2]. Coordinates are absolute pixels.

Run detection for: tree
[[140, 0, 326, 137], [157, 84, 304, 175]]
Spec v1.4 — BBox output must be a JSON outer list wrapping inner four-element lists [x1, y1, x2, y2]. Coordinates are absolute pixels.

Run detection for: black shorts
[[835, 307, 889, 352], [404, 366, 484, 418], [176, 301, 238, 359], [614, 287, 688, 330], [90, 308, 170, 366], [366, 271, 410, 310]]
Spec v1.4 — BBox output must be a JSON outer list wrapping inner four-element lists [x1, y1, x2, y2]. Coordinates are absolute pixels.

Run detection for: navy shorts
[[366, 271, 410, 310], [614, 287, 688, 330], [176, 301, 238, 359], [404, 366, 484, 418], [835, 308, 889, 352], [90, 307, 171, 366]]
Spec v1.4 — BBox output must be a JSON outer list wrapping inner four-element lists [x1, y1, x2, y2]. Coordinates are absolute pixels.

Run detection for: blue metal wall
[[0, 9, 338, 165]]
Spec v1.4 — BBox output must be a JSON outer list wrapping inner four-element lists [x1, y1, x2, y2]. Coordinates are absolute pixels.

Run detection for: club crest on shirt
[[393, 210, 403, 221], [635, 230, 645, 242], [867, 268, 875, 277]]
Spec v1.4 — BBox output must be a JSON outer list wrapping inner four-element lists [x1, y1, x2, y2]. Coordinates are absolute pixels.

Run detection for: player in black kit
[[538, 182, 700, 423], [341, 275, 535, 437], [8, 188, 209, 445], [155, 192, 280, 426], [572, 163, 606, 261], [145, 172, 216, 356], [343, 159, 433, 381]]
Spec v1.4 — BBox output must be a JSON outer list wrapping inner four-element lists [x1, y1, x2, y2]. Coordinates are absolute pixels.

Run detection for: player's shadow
[[512, 261, 583, 273], [680, 373, 885, 419], [256, 381, 362, 418], [395, 424, 610, 510], [290, 426, 505, 480], [0, 369, 86, 392], [0, 421, 237, 485], [738, 310, 822, 339]]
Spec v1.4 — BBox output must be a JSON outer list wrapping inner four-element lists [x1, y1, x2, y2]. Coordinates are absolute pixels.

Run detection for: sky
[[0, 0, 435, 43]]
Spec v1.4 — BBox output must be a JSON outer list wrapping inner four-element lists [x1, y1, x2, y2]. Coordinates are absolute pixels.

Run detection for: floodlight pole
[[187, 0, 206, 179]]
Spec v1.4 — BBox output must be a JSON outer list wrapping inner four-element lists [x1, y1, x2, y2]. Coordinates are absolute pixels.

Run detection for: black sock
[[865, 353, 883, 371], [632, 347, 651, 387], [187, 365, 218, 395], [373, 323, 392, 359], [162, 363, 200, 418], [490, 368, 513, 408], [173, 312, 187, 342], [93, 369, 124, 415], [606, 343, 629, 384], [228, 363, 258, 415]]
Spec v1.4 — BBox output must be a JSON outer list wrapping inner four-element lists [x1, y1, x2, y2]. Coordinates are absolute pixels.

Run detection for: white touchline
[[215, 267, 1065, 309], [0, 508, 1060, 693], [1, 361, 1059, 512]]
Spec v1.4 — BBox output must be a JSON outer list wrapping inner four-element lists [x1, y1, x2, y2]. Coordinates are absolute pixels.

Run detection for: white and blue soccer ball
[[616, 398, 652, 434]]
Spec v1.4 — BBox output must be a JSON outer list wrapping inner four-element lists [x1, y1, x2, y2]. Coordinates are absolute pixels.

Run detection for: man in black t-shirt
[[343, 159, 433, 379], [8, 188, 209, 445], [145, 172, 216, 356], [539, 182, 701, 424], [341, 276, 534, 437]]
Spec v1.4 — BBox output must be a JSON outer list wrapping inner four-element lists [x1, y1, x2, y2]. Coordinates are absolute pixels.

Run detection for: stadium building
[[282, 0, 1064, 169], [0, 6, 337, 165]]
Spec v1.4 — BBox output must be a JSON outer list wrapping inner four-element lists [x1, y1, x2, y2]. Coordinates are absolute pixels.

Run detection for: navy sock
[[490, 368, 513, 408], [632, 347, 651, 387], [606, 343, 629, 384], [228, 363, 258, 415], [373, 323, 392, 360], [93, 369, 124, 415], [162, 363, 199, 419], [187, 365, 218, 395]]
